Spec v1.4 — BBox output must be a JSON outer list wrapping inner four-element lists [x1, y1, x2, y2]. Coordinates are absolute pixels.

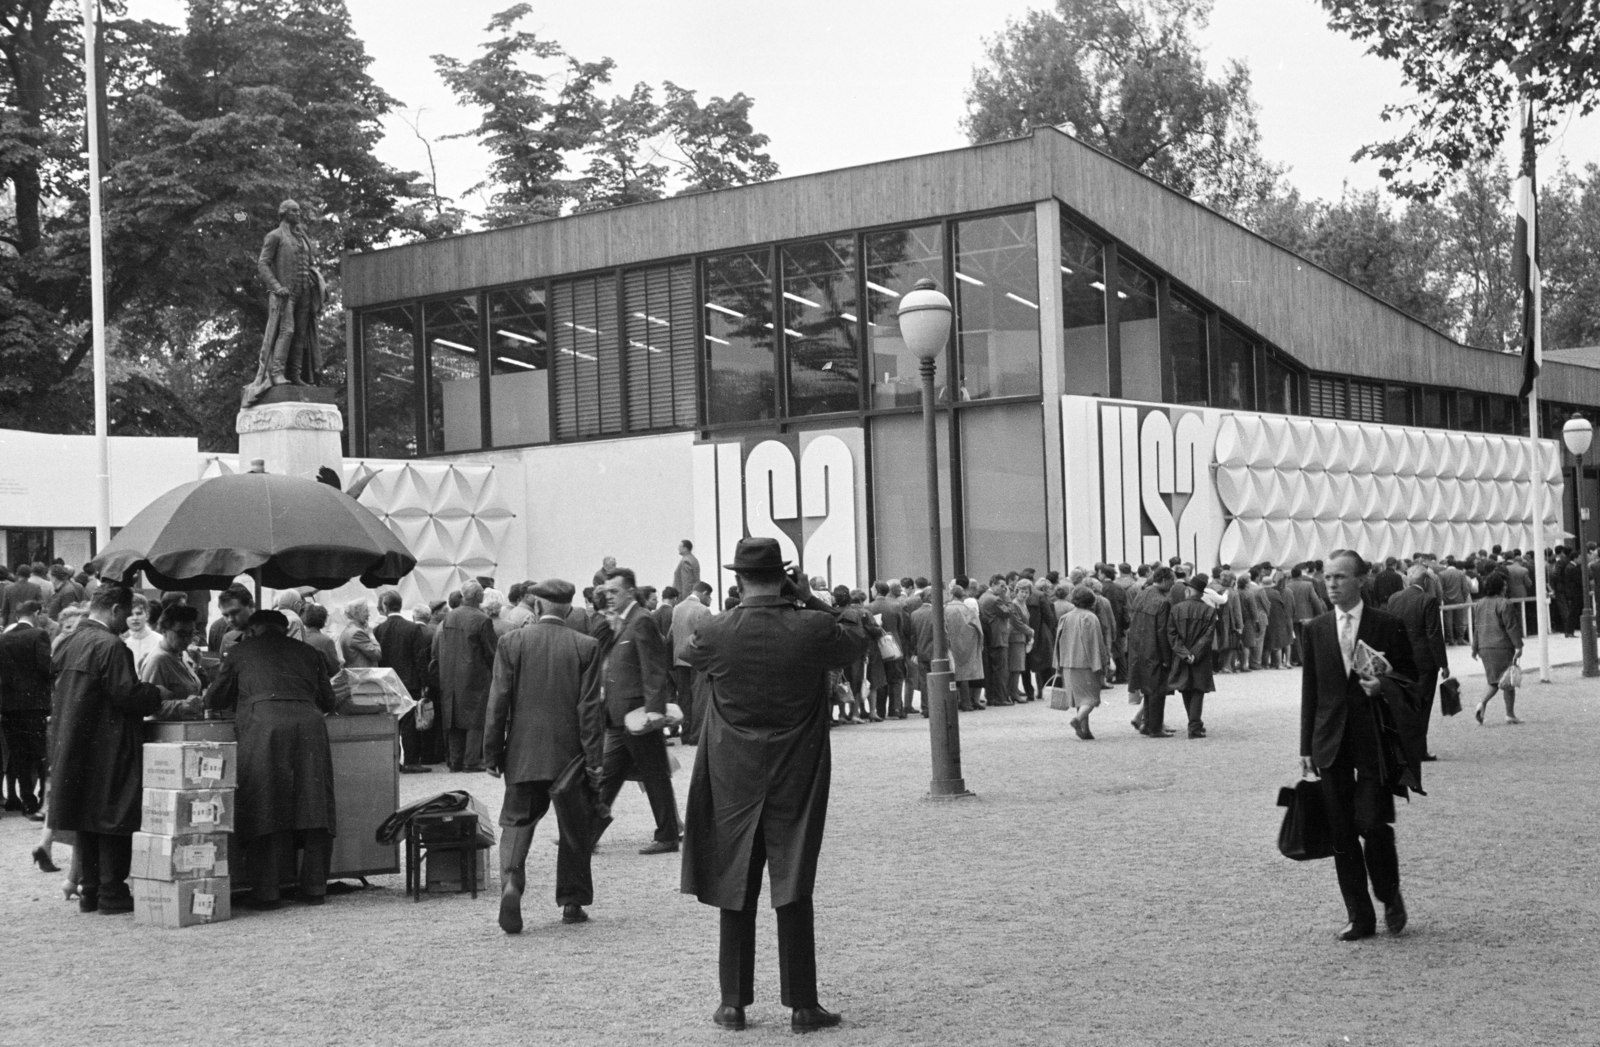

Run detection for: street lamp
[[1562, 414, 1598, 677], [897, 278, 973, 800]]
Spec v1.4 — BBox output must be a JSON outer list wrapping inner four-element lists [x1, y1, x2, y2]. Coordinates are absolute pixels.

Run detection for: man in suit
[[255, 198, 323, 388], [1126, 567, 1177, 734], [1165, 576, 1216, 738], [673, 540, 701, 597], [1437, 557, 1471, 645], [1370, 558, 1405, 608], [484, 579, 606, 933], [375, 589, 434, 773], [682, 537, 871, 1033], [1301, 550, 1422, 942], [1284, 564, 1327, 666], [908, 588, 939, 718], [595, 566, 681, 854], [867, 580, 908, 719], [0, 600, 53, 815], [430, 580, 498, 772], [1386, 565, 1448, 762], [45, 564, 87, 618], [0, 565, 43, 626], [977, 575, 1020, 706], [670, 581, 714, 743]]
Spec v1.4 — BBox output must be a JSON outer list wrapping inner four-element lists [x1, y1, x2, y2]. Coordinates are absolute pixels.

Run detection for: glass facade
[[1213, 324, 1254, 411], [362, 304, 418, 458], [866, 225, 945, 409], [623, 263, 697, 431], [423, 296, 482, 453], [1165, 292, 1209, 406], [782, 238, 860, 416], [870, 411, 953, 580], [953, 212, 1040, 401], [703, 250, 776, 424], [1118, 261, 1161, 403], [487, 285, 550, 447], [551, 275, 622, 440], [1059, 219, 1107, 396]]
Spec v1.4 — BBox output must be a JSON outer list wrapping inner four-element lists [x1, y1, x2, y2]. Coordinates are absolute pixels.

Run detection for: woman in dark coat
[[1024, 581, 1058, 698], [1263, 577, 1293, 668], [204, 610, 337, 909]]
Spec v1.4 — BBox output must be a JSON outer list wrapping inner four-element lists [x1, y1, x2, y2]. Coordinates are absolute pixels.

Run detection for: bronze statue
[[243, 199, 325, 407]]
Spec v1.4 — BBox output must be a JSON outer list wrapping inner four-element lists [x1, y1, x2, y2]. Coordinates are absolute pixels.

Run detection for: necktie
[[1339, 612, 1356, 674]]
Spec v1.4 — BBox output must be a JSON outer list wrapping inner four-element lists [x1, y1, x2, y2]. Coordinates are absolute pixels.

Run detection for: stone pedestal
[[236, 400, 344, 480]]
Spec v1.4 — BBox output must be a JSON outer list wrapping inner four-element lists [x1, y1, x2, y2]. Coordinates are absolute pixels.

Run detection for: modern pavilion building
[[335, 128, 1600, 601]]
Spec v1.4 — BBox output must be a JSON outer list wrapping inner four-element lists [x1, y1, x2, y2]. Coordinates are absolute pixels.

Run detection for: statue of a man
[[243, 199, 325, 406]]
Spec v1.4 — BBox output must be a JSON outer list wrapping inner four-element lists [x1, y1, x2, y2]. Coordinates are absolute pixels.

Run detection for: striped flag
[[1514, 100, 1540, 400]]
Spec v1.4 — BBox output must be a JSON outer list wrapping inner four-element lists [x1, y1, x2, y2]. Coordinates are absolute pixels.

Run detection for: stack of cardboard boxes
[[131, 741, 237, 928]]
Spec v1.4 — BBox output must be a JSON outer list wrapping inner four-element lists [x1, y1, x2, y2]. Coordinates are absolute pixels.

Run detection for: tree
[[1538, 162, 1600, 350], [436, 4, 778, 226], [1320, 0, 1600, 198], [963, 0, 1282, 215], [0, 0, 451, 447]]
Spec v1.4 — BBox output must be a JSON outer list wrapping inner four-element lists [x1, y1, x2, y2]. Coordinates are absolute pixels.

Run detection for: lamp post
[[897, 278, 972, 800], [1562, 415, 1598, 677]]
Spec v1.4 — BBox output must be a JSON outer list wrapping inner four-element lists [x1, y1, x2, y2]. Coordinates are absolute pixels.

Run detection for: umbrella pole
[[252, 568, 262, 607]]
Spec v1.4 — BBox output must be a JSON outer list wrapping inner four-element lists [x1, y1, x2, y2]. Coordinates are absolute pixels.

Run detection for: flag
[[1514, 100, 1540, 400]]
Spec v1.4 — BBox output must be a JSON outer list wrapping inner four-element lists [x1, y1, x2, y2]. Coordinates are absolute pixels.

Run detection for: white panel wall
[[0, 430, 199, 528]]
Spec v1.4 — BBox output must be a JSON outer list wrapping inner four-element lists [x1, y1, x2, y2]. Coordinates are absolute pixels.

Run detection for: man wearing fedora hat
[[484, 579, 607, 932], [1164, 573, 1218, 738], [681, 536, 872, 1033]]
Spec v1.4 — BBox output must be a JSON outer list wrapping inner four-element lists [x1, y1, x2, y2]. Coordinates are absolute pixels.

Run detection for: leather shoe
[[499, 883, 523, 934], [98, 895, 134, 915], [31, 845, 58, 873], [1384, 891, 1407, 935], [791, 1006, 842, 1032], [639, 840, 679, 855], [1336, 922, 1376, 942], [1142, 727, 1176, 737], [562, 903, 589, 924], [712, 1005, 746, 1031]]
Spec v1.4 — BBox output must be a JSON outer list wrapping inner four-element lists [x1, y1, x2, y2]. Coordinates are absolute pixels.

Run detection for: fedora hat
[[723, 536, 791, 573]]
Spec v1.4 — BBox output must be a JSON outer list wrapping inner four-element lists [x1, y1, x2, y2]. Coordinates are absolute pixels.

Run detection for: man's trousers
[[1320, 760, 1400, 927], [74, 830, 133, 903], [446, 727, 484, 771], [597, 726, 681, 843], [983, 645, 1011, 705], [500, 778, 592, 906], [245, 829, 332, 904], [671, 665, 699, 740], [719, 819, 818, 1009]]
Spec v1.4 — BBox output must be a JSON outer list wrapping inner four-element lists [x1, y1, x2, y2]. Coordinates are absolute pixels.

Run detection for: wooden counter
[[146, 715, 400, 881]]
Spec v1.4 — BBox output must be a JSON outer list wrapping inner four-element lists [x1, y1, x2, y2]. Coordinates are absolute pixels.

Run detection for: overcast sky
[[131, 0, 1600, 214]]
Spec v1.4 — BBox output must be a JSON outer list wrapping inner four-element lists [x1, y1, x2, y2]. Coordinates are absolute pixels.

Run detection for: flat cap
[[530, 579, 576, 603]]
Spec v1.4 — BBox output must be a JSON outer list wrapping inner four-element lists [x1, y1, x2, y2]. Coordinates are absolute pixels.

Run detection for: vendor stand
[[89, 462, 418, 895]]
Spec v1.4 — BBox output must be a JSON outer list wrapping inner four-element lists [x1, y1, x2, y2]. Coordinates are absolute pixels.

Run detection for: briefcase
[[1439, 676, 1462, 717], [1276, 780, 1333, 861]]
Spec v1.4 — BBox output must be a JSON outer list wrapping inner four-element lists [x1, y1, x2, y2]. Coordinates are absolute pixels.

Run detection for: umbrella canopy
[[89, 470, 416, 591]]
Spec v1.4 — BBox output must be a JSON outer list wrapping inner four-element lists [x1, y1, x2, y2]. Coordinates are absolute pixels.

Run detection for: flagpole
[[1517, 97, 1552, 682], [82, 0, 111, 556]]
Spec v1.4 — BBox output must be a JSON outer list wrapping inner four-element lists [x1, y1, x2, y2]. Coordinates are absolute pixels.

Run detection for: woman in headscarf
[[1054, 586, 1107, 740], [943, 584, 986, 711]]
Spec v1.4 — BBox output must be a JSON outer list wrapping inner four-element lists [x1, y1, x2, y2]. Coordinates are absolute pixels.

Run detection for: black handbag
[[1439, 676, 1462, 717], [1277, 779, 1333, 861]]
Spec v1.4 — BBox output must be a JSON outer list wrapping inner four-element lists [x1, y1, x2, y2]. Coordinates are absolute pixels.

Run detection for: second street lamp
[[897, 278, 973, 800], [1562, 414, 1598, 677]]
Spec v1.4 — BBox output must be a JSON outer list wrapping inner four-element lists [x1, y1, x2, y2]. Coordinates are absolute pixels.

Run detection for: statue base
[[236, 400, 344, 480], [253, 384, 338, 406]]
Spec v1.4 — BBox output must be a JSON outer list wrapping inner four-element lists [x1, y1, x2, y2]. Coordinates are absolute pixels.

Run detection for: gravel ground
[[5, 640, 1598, 1047]]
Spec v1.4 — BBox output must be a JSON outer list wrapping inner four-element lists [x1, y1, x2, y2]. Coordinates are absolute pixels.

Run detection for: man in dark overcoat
[[375, 588, 433, 772], [204, 611, 338, 908], [1164, 575, 1217, 738], [484, 579, 606, 933], [0, 600, 53, 815], [430, 579, 498, 771], [1125, 566, 1176, 735], [48, 584, 174, 912], [1386, 564, 1448, 762], [1301, 551, 1422, 942], [594, 566, 681, 853], [681, 537, 871, 1033]]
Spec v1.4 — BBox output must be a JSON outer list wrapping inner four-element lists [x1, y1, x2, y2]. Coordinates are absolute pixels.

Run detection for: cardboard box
[[424, 843, 497, 893], [142, 788, 235, 836], [143, 742, 238, 790], [130, 832, 230, 881], [133, 876, 232, 928]]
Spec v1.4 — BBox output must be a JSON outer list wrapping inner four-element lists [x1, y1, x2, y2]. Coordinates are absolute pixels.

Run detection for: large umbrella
[[89, 468, 416, 591]]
